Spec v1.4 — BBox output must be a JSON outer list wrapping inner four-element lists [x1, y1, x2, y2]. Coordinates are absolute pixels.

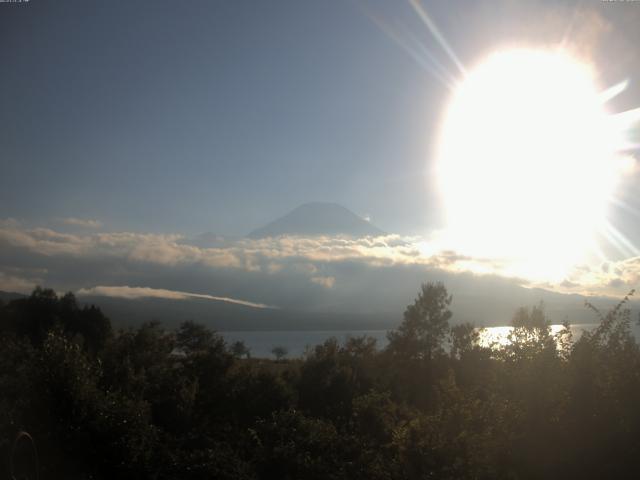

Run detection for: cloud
[[1, 220, 638, 306], [60, 218, 103, 229], [551, 256, 640, 296], [76, 285, 277, 309], [310, 276, 336, 289], [0, 271, 39, 293], [0, 224, 238, 267], [0, 218, 21, 228], [0, 223, 443, 272]]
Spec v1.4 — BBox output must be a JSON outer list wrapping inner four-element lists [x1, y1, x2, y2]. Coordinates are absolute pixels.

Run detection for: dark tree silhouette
[[2, 286, 640, 479], [387, 281, 452, 360], [271, 345, 288, 361], [231, 340, 251, 359]]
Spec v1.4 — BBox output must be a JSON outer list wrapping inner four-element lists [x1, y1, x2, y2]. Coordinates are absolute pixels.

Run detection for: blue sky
[[1, 0, 447, 235]]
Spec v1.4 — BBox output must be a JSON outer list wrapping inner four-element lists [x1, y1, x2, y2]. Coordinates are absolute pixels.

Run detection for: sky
[[1, 1, 639, 236], [1, 0, 445, 235], [1, 0, 640, 319]]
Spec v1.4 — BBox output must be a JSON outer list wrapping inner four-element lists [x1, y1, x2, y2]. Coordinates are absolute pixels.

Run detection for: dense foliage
[[1, 283, 640, 479]]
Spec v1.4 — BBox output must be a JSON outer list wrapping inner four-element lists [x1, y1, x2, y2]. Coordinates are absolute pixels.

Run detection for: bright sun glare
[[436, 49, 630, 281]]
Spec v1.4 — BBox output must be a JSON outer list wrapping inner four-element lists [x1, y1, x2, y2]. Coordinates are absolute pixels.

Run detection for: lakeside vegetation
[[1, 283, 639, 479]]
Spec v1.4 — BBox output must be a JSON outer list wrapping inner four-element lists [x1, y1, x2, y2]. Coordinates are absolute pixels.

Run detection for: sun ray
[[404, 28, 460, 86], [599, 228, 631, 259], [609, 195, 640, 219], [363, 10, 457, 90], [408, 0, 467, 75], [603, 221, 640, 257], [600, 80, 629, 103]]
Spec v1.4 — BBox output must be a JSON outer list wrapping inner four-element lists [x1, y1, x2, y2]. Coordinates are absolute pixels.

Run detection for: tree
[[450, 322, 481, 360], [297, 338, 362, 420], [231, 340, 251, 359], [387, 282, 452, 360], [272, 346, 288, 361], [9, 286, 59, 345], [252, 410, 348, 480], [176, 320, 219, 354], [61, 293, 112, 353], [504, 303, 555, 362]]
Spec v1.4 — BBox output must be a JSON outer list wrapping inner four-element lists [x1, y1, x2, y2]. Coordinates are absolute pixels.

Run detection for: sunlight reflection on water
[[477, 324, 591, 348], [222, 324, 615, 358]]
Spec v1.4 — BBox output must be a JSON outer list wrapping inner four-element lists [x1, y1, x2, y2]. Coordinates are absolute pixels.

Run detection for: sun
[[436, 48, 629, 281]]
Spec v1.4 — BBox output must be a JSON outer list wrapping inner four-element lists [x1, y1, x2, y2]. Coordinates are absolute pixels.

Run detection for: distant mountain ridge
[[1, 287, 625, 332], [248, 202, 385, 239], [0, 290, 26, 303]]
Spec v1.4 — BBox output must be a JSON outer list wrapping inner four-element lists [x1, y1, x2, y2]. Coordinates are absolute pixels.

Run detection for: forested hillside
[[1, 284, 639, 479]]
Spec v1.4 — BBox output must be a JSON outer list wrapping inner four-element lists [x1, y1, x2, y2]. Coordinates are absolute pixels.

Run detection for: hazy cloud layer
[[1, 221, 638, 327], [0, 222, 524, 279], [0, 221, 637, 298]]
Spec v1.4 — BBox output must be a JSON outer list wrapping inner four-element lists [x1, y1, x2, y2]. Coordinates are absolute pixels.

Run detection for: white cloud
[[0, 272, 40, 293], [76, 285, 276, 309], [1, 221, 638, 297], [557, 256, 640, 296], [311, 276, 336, 288], [61, 218, 103, 229]]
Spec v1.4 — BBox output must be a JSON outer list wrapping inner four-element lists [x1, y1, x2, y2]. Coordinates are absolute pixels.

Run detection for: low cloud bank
[[0, 220, 638, 307]]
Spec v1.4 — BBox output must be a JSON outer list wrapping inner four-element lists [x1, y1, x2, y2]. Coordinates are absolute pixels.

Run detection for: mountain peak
[[248, 202, 385, 239]]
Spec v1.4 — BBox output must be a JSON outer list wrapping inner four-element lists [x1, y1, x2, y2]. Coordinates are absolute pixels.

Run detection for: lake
[[220, 323, 633, 358]]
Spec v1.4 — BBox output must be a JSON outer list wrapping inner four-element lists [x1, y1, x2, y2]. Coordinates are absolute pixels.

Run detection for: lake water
[[221, 330, 390, 358], [221, 323, 633, 358]]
